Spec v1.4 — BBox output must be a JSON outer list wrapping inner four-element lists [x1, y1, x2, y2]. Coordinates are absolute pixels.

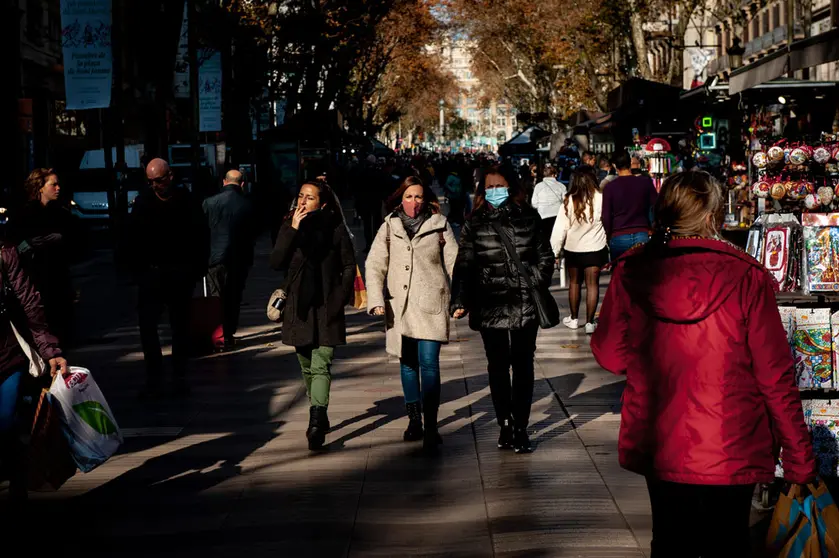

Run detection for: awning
[[730, 49, 789, 94], [730, 28, 839, 95], [791, 27, 839, 70]]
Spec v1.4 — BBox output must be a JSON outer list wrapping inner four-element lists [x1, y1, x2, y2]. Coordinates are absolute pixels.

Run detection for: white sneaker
[[585, 322, 597, 335], [563, 316, 579, 330]]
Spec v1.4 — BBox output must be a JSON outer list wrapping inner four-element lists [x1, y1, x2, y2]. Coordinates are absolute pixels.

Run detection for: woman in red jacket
[[592, 171, 815, 557]]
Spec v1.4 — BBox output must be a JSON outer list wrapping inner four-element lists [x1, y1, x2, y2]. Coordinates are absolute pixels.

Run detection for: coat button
[[403, 285, 408, 290], [406, 246, 411, 251], [405, 265, 410, 271]]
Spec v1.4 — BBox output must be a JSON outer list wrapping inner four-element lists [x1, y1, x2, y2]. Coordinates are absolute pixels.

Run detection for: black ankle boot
[[403, 402, 424, 442], [306, 406, 329, 450], [513, 427, 532, 454], [497, 418, 514, 450], [422, 390, 442, 454]]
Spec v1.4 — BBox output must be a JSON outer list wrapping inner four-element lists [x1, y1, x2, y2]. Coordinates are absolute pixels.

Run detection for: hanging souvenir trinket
[[768, 145, 785, 163], [753, 180, 771, 198], [818, 186, 835, 206], [790, 147, 809, 166], [752, 151, 768, 168], [815, 147, 832, 164], [771, 182, 787, 200], [805, 193, 820, 210]]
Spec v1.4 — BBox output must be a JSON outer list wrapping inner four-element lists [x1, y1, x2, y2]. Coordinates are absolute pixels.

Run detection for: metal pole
[[187, 0, 201, 195]]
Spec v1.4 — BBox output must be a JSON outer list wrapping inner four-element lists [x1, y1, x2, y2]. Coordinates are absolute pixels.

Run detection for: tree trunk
[[579, 45, 609, 112], [630, 9, 653, 79]]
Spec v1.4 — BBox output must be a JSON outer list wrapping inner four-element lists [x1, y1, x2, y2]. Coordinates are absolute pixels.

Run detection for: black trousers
[[207, 263, 249, 341], [646, 478, 755, 558], [138, 273, 192, 382], [480, 324, 538, 428]]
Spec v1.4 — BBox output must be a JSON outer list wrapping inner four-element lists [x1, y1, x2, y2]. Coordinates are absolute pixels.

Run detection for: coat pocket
[[417, 288, 444, 315]]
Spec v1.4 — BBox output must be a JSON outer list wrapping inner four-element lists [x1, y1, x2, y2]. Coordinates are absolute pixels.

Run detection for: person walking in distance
[[601, 151, 657, 260], [551, 169, 608, 334], [530, 163, 566, 249], [126, 158, 208, 398], [365, 177, 458, 454], [270, 179, 356, 450], [203, 169, 256, 351], [451, 166, 554, 454], [592, 172, 815, 557], [10, 169, 78, 347]]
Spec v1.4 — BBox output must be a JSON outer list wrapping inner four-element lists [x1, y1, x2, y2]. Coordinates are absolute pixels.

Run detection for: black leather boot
[[497, 418, 514, 450], [306, 406, 329, 450], [403, 402, 424, 442], [422, 390, 442, 454], [513, 427, 532, 454]]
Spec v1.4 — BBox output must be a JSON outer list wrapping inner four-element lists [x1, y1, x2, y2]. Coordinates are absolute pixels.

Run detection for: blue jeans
[[400, 338, 442, 404], [0, 372, 22, 433], [610, 232, 650, 261]]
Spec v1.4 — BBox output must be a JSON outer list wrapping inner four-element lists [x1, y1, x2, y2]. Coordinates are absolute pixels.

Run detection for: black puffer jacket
[[451, 201, 554, 330]]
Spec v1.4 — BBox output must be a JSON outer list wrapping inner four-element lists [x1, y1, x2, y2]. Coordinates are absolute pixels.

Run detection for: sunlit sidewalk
[[7, 235, 651, 557]]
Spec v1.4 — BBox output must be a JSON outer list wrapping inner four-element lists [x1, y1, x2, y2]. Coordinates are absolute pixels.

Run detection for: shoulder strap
[[489, 221, 535, 291]]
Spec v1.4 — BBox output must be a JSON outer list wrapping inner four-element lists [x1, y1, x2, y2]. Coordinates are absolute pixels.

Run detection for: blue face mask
[[485, 187, 509, 208]]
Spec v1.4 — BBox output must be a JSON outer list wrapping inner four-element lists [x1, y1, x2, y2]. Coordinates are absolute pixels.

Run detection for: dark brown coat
[[269, 215, 356, 348]]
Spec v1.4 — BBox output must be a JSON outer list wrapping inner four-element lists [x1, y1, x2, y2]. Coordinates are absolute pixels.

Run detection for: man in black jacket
[[128, 158, 208, 398], [203, 169, 255, 349]]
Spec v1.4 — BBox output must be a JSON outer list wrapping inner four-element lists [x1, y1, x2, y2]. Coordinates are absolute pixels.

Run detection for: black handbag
[[490, 221, 560, 329]]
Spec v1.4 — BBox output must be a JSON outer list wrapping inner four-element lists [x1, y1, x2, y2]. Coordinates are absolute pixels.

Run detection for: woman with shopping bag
[[591, 171, 816, 557], [270, 179, 356, 451], [0, 244, 68, 503], [365, 177, 458, 454]]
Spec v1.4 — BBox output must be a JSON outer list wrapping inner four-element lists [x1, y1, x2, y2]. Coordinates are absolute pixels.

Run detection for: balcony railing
[[745, 24, 806, 59]]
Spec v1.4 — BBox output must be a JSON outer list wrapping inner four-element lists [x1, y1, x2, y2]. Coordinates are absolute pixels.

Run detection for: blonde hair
[[25, 168, 56, 202], [653, 171, 724, 240]]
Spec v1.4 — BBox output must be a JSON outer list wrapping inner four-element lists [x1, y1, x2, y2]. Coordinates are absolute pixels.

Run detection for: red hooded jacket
[[591, 238, 815, 485]]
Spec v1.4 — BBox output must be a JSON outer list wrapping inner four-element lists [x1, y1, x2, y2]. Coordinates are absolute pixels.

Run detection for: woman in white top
[[530, 163, 566, 248], [550, 168, 608, 334]]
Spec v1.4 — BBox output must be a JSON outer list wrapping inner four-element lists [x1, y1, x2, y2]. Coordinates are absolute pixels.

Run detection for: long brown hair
[[284, 178, 341, 223], [386, 176, 440, 214], [472, 166, 527, 215], [652, 171, 723, 241], [25, 168, 56, 202], [564, 169, 598, 223]]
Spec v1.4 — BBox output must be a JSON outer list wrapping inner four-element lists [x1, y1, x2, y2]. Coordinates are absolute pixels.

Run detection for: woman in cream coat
[[366, 176, 457, 453]]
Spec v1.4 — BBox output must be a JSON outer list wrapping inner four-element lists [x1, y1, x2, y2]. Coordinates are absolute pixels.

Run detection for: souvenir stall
[[627, 137, 675, 192], [747, 131, 839, 503]]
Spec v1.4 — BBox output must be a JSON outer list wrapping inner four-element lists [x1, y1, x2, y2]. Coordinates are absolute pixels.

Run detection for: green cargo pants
[[295, 346, 334, 408]]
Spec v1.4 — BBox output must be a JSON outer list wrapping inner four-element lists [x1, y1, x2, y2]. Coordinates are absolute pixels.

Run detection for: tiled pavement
[[2, 234, 652, 557]]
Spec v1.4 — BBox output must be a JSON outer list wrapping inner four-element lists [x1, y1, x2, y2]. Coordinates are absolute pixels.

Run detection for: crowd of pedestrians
[[0, 150, 819, 557]]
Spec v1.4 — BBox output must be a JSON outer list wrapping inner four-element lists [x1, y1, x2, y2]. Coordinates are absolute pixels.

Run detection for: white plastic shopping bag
[[49, 367, 123, 473]]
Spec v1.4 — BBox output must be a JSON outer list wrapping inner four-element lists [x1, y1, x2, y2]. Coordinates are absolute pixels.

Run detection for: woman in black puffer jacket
[[451, 165, 554, 453]]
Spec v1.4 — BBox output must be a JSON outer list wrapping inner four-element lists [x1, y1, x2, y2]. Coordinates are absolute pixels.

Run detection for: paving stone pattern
[[3, 235, 652, 557]]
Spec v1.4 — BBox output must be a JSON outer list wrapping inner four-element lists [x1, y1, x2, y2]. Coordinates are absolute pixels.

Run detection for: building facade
[[438, 39, 517, 148]]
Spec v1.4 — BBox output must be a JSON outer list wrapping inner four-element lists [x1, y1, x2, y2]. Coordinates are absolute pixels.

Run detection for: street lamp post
[[439, 99, 444, 144]]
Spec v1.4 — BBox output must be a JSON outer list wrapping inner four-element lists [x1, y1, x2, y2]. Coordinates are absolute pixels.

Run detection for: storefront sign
[[60, 0, 112, 110], [199, 50, 223, 132]]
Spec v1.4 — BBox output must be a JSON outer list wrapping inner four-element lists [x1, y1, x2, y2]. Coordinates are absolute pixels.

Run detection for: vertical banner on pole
[[173, 1, 189, 98], [199, 50, 223, 132], [60, 0, 113, 110]]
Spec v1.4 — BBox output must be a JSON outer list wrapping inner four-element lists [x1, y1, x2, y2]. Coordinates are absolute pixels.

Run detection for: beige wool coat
[[365, 212, 458, 358]]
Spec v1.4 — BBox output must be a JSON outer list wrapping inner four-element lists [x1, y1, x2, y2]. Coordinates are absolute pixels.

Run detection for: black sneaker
[[513, 428, 532, 454], [497, 419, 514, 450]]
